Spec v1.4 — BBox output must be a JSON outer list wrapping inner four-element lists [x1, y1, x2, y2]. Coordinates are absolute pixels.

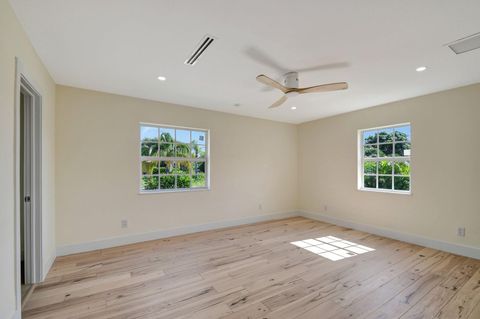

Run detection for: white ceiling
[[10, 0, 480, 123]]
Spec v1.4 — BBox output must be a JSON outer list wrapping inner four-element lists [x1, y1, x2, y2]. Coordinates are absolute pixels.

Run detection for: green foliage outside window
[[394, 161, 410, 175], [142, 176, 159, 190], [394, 177, 410, 191], [364, 176, 376, 188], [378, 161, 392, 174], [177, 175, 192, 188], [192, 174, 206, 187], [378, 176, 392, 189], [141, 143, 158, 156], [160, 176, 175, 189]]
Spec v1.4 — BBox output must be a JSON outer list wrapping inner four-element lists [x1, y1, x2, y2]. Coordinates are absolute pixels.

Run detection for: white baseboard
[[57, 211, 299, 256], [299, 211, 480, 260], [56, 210, 479, 260]]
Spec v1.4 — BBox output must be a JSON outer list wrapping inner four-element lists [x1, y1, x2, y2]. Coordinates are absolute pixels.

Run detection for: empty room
[[2, 0, 480, 318]]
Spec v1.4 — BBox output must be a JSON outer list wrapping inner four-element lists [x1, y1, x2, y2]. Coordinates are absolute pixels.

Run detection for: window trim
[[357, 122, 412, 195], [138, 122, 210, 194]]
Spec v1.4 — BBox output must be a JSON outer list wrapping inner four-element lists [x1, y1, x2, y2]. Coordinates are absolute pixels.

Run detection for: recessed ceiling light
[[157, 76, 167, 81], [291, 106, 297, 110], [416, 66, 427, 72]]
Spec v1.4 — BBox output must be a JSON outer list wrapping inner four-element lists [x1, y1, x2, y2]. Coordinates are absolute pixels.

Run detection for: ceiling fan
[[256, 72, 348, 108]]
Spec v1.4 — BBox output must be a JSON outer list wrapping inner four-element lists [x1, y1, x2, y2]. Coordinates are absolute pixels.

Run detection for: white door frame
[[14, 57, 43, 315]]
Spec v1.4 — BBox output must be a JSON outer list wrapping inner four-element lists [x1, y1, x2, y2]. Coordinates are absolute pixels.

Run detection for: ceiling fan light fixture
[[256, 73, 348, 109]]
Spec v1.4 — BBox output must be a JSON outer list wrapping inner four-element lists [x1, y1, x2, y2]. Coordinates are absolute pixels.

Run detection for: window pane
[[141, 176, 159, 191], [175, 161, 191, 175], [364, 176, 376, 188], [175, 129, 190, 143], [394, 176, 410, 191], [160, 128, 175, 142], [394, 161, 410, 176], [141, 143, 158, 156], [160, 175, 175, 189], [142, 160, 159, 175], [364, 145, 377, 158], [177, 175, 191, 189], [363, 130, 377, 144], [159, 161, 174, 174], [378, 128, 393, 143], [394, 126, 410, 142], [141, 126, 158, 142], [378, 176, 392, 189], [192, 174, 206, 188], [395, 142, 411, 156], [378, 160, 392, 174], [175, 144, 191, 158], [364, 161, 376, 174], [192, 131, 206, 145], [192, 145, 206, 158], [193, 161, 206, 174], [379, 143, 393, 157], [160, 143, 175, 157]]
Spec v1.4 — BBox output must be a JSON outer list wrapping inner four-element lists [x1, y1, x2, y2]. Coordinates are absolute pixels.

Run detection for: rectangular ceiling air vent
[[447, 32, 480, 54], [184, 35, 216, 66]]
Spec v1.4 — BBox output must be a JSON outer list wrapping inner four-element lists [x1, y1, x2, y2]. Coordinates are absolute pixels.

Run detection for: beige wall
[[298, 83, 480, 248], [56, 83, 480, 253], [55, 86, 298, 247], [0, 0, 56, 318]]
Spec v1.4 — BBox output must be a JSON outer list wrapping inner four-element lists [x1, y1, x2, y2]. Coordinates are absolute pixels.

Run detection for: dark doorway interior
[[20, 89, 34, 305]]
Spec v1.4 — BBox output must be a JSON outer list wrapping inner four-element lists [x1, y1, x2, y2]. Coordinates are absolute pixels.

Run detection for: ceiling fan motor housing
[[284, 72, 299, 89]]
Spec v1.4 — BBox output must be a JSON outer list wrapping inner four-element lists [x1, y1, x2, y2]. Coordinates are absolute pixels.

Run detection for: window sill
[[139, 187, 210, 195], [358, 187, 411, 195]]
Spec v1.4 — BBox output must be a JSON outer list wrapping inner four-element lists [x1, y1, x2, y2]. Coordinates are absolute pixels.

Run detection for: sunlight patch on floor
[[291, 236, 375, 261]]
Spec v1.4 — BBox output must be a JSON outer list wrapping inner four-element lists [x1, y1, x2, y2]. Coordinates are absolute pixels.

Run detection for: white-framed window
[[139, 123, 209, 193], [358, 123, 411, 194]]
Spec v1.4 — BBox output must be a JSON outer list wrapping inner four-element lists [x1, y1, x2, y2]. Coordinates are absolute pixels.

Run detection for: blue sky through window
[[176, 129, 190, 143], [192, 131, 206, 145], [141, 126, 158, 141]]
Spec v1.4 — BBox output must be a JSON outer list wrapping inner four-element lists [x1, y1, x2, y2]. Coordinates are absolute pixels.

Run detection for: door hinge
[[24, 196, 31, 203]]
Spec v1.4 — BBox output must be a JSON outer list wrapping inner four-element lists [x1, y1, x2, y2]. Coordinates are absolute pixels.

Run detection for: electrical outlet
[[324, 205, 328, 212], [121, 219, 128, 228], [258, 204, 263, 210], [457, 227, 466, 237]]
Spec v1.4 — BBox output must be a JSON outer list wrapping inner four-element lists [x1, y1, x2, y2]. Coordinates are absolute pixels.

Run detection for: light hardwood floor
[[23, 217, 480, 319]]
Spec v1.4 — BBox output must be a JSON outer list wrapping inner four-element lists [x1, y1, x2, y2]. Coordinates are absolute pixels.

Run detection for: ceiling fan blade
[[269, 95, 288, 108], [256, 75, 288, 93], [246, 47, 288, 73], [297, 82, 348, 94]]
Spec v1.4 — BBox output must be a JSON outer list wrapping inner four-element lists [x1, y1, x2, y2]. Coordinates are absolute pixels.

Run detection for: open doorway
[[15, 59, 43, 311]]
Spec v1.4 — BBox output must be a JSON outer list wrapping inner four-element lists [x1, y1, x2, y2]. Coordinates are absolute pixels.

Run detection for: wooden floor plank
[[435, 267, 480, 318], [23, 217, 480, 319]]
